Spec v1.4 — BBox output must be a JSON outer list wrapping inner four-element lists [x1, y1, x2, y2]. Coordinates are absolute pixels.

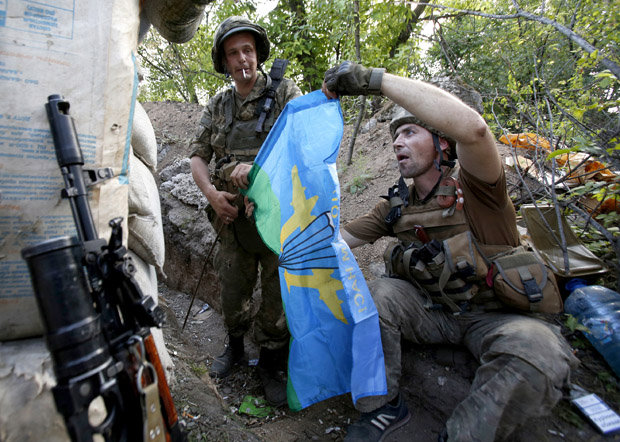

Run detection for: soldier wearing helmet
[[322, 62, 577, 442], [211, 16, 270, 76], [189, 16, 301, 407]]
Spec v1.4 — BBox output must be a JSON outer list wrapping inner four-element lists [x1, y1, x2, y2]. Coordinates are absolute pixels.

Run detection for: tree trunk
[[347, 0, 365, 165], [286, 0, 320, 90]]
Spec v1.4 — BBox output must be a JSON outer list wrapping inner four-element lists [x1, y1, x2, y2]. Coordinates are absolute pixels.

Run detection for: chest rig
[[385, 167, 466, 245], [211, 60, 289, 254], [221, 59, 289, 162], [383, 166, 495, 312], [383, 168, 560, 314]]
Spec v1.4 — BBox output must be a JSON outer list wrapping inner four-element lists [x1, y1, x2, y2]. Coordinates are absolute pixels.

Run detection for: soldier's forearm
[[190, 155, 217, 201], [381, 74, 485, 142], [341, 229, 368, 249]]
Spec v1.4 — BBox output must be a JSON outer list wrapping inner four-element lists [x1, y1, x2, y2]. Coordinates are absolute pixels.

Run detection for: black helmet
[[211, 16, 270, 74], [389, 76, 483, 158]]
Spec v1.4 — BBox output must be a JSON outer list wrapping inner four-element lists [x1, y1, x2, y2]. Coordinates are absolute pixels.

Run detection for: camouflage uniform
[[345, 166, 579, 441], [189, 72, 301, 349]]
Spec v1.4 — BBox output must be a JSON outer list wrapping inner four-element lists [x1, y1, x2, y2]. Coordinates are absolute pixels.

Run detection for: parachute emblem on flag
[[278, 165, 347, 325], [279, 212, 337, 271]]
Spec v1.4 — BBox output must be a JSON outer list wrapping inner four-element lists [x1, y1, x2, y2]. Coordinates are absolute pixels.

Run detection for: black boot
[[210, 335, 245, 378], [257, 346, 288, 406]]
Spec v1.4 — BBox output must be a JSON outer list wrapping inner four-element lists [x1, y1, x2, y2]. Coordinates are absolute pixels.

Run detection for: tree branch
[[414, 1, 620, 78]]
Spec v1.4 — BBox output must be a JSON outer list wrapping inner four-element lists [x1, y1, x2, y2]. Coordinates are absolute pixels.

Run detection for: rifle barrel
[[45, 94, 98, 242]]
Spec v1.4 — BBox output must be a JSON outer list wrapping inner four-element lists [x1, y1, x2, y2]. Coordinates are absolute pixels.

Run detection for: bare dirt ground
[[144, 100, 619, 442]]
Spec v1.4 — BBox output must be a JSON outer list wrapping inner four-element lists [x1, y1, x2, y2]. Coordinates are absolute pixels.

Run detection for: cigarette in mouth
[[242, 69, 248, 79]]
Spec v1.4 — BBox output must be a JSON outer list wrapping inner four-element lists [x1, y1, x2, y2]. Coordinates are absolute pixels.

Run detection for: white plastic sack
[[131, 101, 158, 171], [0, 1, 139, 340], [0, 339, 69, 442], [128, 152, 166, 273]]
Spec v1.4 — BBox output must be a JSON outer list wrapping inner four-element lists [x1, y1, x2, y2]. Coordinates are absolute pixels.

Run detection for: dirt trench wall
[[143, 102, 222, 312]]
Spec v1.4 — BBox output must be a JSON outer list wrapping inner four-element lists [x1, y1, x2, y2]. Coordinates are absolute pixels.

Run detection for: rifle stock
[[21, 95, 185, 442]]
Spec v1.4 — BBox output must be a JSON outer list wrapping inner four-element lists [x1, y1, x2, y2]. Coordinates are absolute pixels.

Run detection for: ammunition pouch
[[384, 231, 487, 312], [488, 251, 562, 313], [384, 231, 563, 314]]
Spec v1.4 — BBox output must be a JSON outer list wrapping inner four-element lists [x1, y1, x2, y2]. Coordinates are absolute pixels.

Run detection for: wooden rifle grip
[[144, 334, 179, 440]]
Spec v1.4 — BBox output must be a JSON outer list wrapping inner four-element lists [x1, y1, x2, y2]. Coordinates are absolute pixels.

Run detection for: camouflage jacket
[[189, 72, 301, 164]]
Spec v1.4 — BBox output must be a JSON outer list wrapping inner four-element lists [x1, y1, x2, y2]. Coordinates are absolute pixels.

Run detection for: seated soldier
[[322, 62, 578, 442]]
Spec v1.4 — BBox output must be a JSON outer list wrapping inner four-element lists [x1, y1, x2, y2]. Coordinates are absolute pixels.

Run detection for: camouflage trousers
[[356, 277, 579, 441], [213, 219, 289, 350]]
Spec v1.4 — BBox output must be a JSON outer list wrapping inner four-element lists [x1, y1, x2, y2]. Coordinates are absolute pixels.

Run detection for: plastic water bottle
[[564, 279, 620, 378]]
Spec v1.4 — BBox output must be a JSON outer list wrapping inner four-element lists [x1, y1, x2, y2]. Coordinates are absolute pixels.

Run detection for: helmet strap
[[418, 172, 443, 204], [398, 175, 410, 208], [423, 133, 451, 205], [432, 133, 456, 170]]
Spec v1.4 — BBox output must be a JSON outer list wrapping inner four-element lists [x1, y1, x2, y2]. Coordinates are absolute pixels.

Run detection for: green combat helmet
[[211, 16, 270, 74]]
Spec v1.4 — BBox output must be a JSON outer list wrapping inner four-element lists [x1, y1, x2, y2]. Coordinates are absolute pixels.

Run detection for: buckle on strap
[[256, 58, 289, 133], [518, 267, 543, 303], [269, 58, 289, 81]]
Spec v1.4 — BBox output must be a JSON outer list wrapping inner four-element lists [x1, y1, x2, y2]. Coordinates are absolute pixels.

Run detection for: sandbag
[[0, 1, 138, 341], [132, 101, 158, 171], [128, 152, 166, 273], [127, 249, 174, 380]]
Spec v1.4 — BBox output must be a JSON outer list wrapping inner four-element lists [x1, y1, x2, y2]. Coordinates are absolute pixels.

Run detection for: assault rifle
[[21, 95, 185, 442]]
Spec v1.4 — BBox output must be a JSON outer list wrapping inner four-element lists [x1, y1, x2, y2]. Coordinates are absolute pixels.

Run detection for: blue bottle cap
[[566, 278, 588, 293]]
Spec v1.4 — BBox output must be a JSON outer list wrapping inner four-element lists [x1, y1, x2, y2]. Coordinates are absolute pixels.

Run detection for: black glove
[[324, 61, 385, 96]]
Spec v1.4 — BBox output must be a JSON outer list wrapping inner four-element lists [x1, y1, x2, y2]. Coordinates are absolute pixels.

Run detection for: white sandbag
[[128, 152, 166, 273], [132, 101, 158, 171]]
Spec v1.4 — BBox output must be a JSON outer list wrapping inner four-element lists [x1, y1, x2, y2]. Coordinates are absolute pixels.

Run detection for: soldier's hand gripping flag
[[242, 90, 387, 411]]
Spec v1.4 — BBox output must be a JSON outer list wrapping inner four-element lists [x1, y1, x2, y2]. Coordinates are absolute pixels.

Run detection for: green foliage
[[138, 0, 427, 102], [138, 0, 261, 103], [421, 0, 619, 282], [428, 0, 619, 156], [564, 314, 589, 334], [563, 211, 619, 261], [347, 172, 372, 194], [263, 0, 347, 92], [344, 154, 372, 194], [597, 370, 619, 393], [189, 361, 208, 377], [555, 401, 585, 430], [565, 315, 592, 350]]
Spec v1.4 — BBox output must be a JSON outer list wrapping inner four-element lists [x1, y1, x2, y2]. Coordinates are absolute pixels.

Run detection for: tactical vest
[[212, 60, 289, 254], [393, 192, 467, 245], [222, 87, 272, 161], [383, 167, 561, 314], [384, 167, 507, 312], [211, 61, 288, 194], [222, 59, 288, 162]]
